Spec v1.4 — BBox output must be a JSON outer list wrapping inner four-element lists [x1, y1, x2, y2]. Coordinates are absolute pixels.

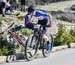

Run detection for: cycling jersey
[[25, 10, 49, 23], [25, 10, 51, 29]]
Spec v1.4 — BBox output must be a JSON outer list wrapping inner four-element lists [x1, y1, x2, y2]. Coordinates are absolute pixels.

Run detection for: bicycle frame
[[34, 26, 45, 48], [8, 29, 26, 47]]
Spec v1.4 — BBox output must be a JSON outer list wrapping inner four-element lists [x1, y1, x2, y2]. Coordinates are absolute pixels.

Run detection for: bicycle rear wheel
[[25, 34, 38, 61], [42, 34, 53, 57]]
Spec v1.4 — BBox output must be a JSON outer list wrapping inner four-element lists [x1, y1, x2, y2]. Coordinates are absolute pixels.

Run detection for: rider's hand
[[46, 24, 51, 27]]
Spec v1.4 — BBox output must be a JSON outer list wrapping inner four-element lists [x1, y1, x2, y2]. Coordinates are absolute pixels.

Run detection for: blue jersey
[[25, 10, 49, 25]]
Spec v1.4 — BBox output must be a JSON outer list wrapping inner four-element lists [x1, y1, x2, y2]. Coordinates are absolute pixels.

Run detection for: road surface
[[37, 0, 75, 11], [1, 48, 75, 65]]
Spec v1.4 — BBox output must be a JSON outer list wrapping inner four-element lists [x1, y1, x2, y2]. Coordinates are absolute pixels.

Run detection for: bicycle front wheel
[[25, 34, 38, 61], [42, 34, 53, 57]]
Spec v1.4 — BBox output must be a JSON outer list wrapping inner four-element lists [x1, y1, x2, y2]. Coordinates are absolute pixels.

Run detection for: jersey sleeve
[[25, 15, 31, 24]]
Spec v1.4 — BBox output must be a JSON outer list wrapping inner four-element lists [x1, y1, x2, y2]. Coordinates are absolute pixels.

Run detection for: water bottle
[[46, 41, 52, 51]]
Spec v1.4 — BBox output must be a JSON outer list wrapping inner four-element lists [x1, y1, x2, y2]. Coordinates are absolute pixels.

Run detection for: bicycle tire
[[6, 36, 16, 62], [24, 34, 38, 61], [6, 55, 16, 62], [42, 34, 54, 57]]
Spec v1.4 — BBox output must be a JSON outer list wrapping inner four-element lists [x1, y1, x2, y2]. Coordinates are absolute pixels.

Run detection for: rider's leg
[[38, 19, 51, 50], [25, 23, 35, 30], [1, 2, 6, 17]]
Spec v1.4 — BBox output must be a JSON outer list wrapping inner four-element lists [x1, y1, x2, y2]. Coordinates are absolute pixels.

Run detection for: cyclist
[[5, 0, 12, 13], [0, 0, 6, 16], [25, 5, 53, 50]]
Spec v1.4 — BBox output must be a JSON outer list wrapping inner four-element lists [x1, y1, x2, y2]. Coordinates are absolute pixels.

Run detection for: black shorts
[[0, 7, 2, 14], [38, 19, 48, 26], [21, 0, 25, 5], [1, 2, 5, 8]]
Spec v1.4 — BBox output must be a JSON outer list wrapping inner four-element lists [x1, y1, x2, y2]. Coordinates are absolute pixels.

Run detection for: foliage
[[70, 29, 75, 37], [0, 16, 3, 27], [0, 38, 15, 56], [54, 23, 75, 46], [20, 28, 33, 35], [0, 21, 2, 26]]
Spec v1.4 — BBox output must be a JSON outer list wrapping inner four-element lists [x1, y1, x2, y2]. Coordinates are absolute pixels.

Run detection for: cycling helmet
[[27, 5, 34, 13]]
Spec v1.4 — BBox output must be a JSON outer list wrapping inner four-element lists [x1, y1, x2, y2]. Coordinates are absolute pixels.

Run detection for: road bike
[[0, 23, 29, 62], [25, 25, 54, 61]]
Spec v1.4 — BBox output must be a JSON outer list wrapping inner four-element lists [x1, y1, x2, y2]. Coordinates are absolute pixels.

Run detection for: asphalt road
[[1, 48, 75, 65]]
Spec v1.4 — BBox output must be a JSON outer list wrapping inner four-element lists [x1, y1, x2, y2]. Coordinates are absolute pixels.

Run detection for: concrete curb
[[52, 45, 67, 52], [0, 43, 75, 64], [52, 43, 75, 52], [0, 56, 6, 64]]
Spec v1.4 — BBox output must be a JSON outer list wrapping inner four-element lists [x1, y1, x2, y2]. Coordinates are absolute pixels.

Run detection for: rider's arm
[[36, 11, 52, 27], [25, 15, 32, 26], [46, 14, 52, 27]]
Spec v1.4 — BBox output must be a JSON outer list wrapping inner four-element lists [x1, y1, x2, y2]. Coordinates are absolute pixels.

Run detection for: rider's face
[[30, 11, 34, 15]]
